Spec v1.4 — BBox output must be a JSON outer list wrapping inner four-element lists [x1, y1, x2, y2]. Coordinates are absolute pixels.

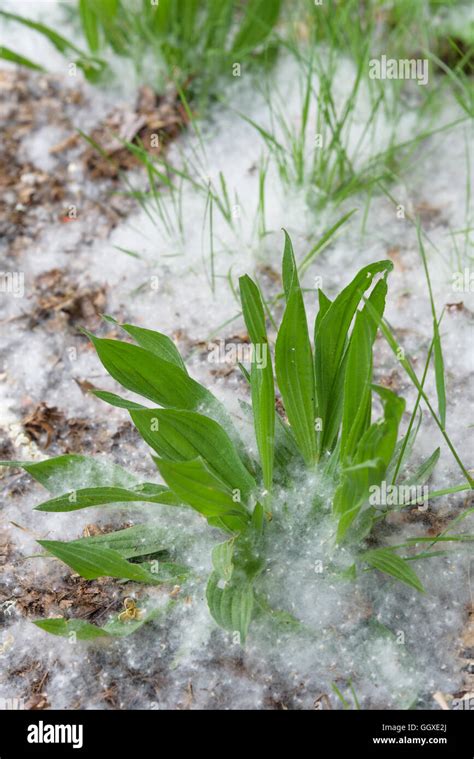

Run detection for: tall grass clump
[[0, 0, 283, 99]]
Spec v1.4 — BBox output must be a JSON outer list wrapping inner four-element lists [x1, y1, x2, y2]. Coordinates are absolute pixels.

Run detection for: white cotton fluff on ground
[[0, 8, 473, 709]]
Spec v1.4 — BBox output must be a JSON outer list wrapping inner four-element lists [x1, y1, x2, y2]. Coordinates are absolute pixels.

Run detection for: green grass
[[2, 0, 471, 112], [230, 36, 471, 213], [0, 9, 106, 82], [4, 0, 467, 259], [105, 24, 468, 247], [2, 231, 471, 645], [1, 1, 283, 100]]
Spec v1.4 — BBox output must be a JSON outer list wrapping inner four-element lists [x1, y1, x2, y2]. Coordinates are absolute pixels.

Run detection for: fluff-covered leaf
[[0, 455, 136, 493], [37, 540, 176, 583], [362, 548, 425, 592], [131, 408, 255, 501], [206, 572, 255, 644], [154, 457, 249, 531], [35, 483, 179, 512], [334, 386, 405, 540]]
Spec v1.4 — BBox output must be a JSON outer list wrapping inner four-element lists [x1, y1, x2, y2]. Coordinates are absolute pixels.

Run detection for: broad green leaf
[[89, 0, 119, 25], [334, 386, 405, 539], [212, 538, 235, 582], [0, 455, 136, 493], [340, 279, 388, 460], [38, 540, 164, 583], [152, 0, 173, 34], [334, 458, 385, 542], [342, 506, 377, 544], [314, 289, 332, 340], [35, 483, 179, 512], [154, 457, 249, 529], [362, 548, 425, 592], [239, 275, 267, 343], [206, 571, 254, 644], [275, 232, 317, 465], [91, 390, 146, 410], [74, 524, 168, 559], [206, 514, 251, 534], [88, 0, 124, 55], [101, 606, 166, 637], [33, 604, 167, 639], [130, 409, 255, 501], [239, 274, 275, 491], [88, 333, 248, 461], [251, 501, 264, 533], [340, 309, 372, 460], [33, 617, 109, 640], [118, 322, 187, 373], [137, 560, 189, 583], [281, 229, 297, 300], [87, 334, 214, 410], [315, 260, 393, 453], [371, 386, 406, 468]]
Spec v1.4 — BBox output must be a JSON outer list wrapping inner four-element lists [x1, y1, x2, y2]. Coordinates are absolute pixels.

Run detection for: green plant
[[0, 10, 106, 82], [2, 232, 472, 646], [1, 0, 282, 99], [76, 0, 282, 86], [233, 39, 471, 215]]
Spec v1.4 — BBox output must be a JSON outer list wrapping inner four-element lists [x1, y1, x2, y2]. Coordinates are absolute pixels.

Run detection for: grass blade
[[0, 46, 45, 70], [404, 448, 440, 488], [364, 301, 473, 488], [417, 222, 446, 427]]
